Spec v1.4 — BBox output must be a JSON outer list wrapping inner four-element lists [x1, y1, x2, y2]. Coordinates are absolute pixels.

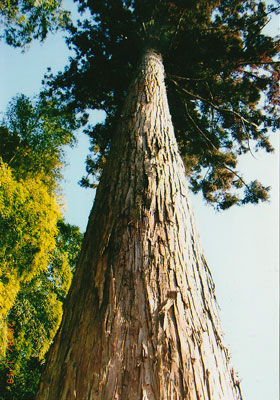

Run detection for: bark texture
[[36, 50, 242, 400]]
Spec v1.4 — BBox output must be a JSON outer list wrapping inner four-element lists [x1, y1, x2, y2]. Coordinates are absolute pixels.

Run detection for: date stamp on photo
[[5, 322, 15, 385]]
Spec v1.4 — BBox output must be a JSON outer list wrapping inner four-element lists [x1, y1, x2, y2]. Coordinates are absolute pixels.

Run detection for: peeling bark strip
[[36, 50, 243, 400]]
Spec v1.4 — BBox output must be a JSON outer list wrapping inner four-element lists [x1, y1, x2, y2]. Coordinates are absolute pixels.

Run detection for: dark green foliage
[[0, 356, 43, 400], [46, 220, 84, 301], [0, 0, 70, 48], [44, 0, 279, 209]]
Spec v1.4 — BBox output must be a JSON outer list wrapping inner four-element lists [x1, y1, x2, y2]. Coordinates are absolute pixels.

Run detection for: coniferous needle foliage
[[45, 0, 279, 210]]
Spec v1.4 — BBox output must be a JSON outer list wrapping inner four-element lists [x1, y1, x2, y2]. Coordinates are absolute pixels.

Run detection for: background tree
[[0, 95, 83, 399], [0, 0, 70, 48], [0, 220, 83, 400], [0, 93, 81, 190], [0, 160, 60, 353], [35, 1, 279, 399]]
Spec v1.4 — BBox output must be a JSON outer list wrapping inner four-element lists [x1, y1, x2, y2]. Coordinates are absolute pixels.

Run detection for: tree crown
[[44, 0, 279, 209]]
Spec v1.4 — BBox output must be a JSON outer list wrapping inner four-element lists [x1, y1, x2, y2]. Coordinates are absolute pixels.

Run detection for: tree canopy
[[0, 95, 83, 399], [44, 0, 279, 209], [0, 93, 80, 190], [0, 219, 83, 400], [0, 0, 70, 48], [0, 159, 60, 351]]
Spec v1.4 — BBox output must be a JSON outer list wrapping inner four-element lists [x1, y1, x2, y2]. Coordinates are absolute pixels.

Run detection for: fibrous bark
[[36, 49, 242, 400]]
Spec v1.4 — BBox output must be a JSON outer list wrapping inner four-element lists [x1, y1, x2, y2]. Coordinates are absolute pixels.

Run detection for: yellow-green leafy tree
[[0, 160, 60, 355], [0, 216, 83, 400], [0, 94, 83, 400]]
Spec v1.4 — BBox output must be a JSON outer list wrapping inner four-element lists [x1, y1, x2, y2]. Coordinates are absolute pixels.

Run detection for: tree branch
[[168, 73, 206, 82], [183, 100, 218, 151], [234, 60, 280, 67], [221, 164, 252, 194], [170, 78, 259, 129]]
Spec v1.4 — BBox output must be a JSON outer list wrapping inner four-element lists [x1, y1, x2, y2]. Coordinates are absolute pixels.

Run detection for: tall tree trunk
[[36, 50, 242, 400]]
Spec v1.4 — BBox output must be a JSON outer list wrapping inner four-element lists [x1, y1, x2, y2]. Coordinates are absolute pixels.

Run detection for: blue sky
[[0, 2, 278, 399]]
